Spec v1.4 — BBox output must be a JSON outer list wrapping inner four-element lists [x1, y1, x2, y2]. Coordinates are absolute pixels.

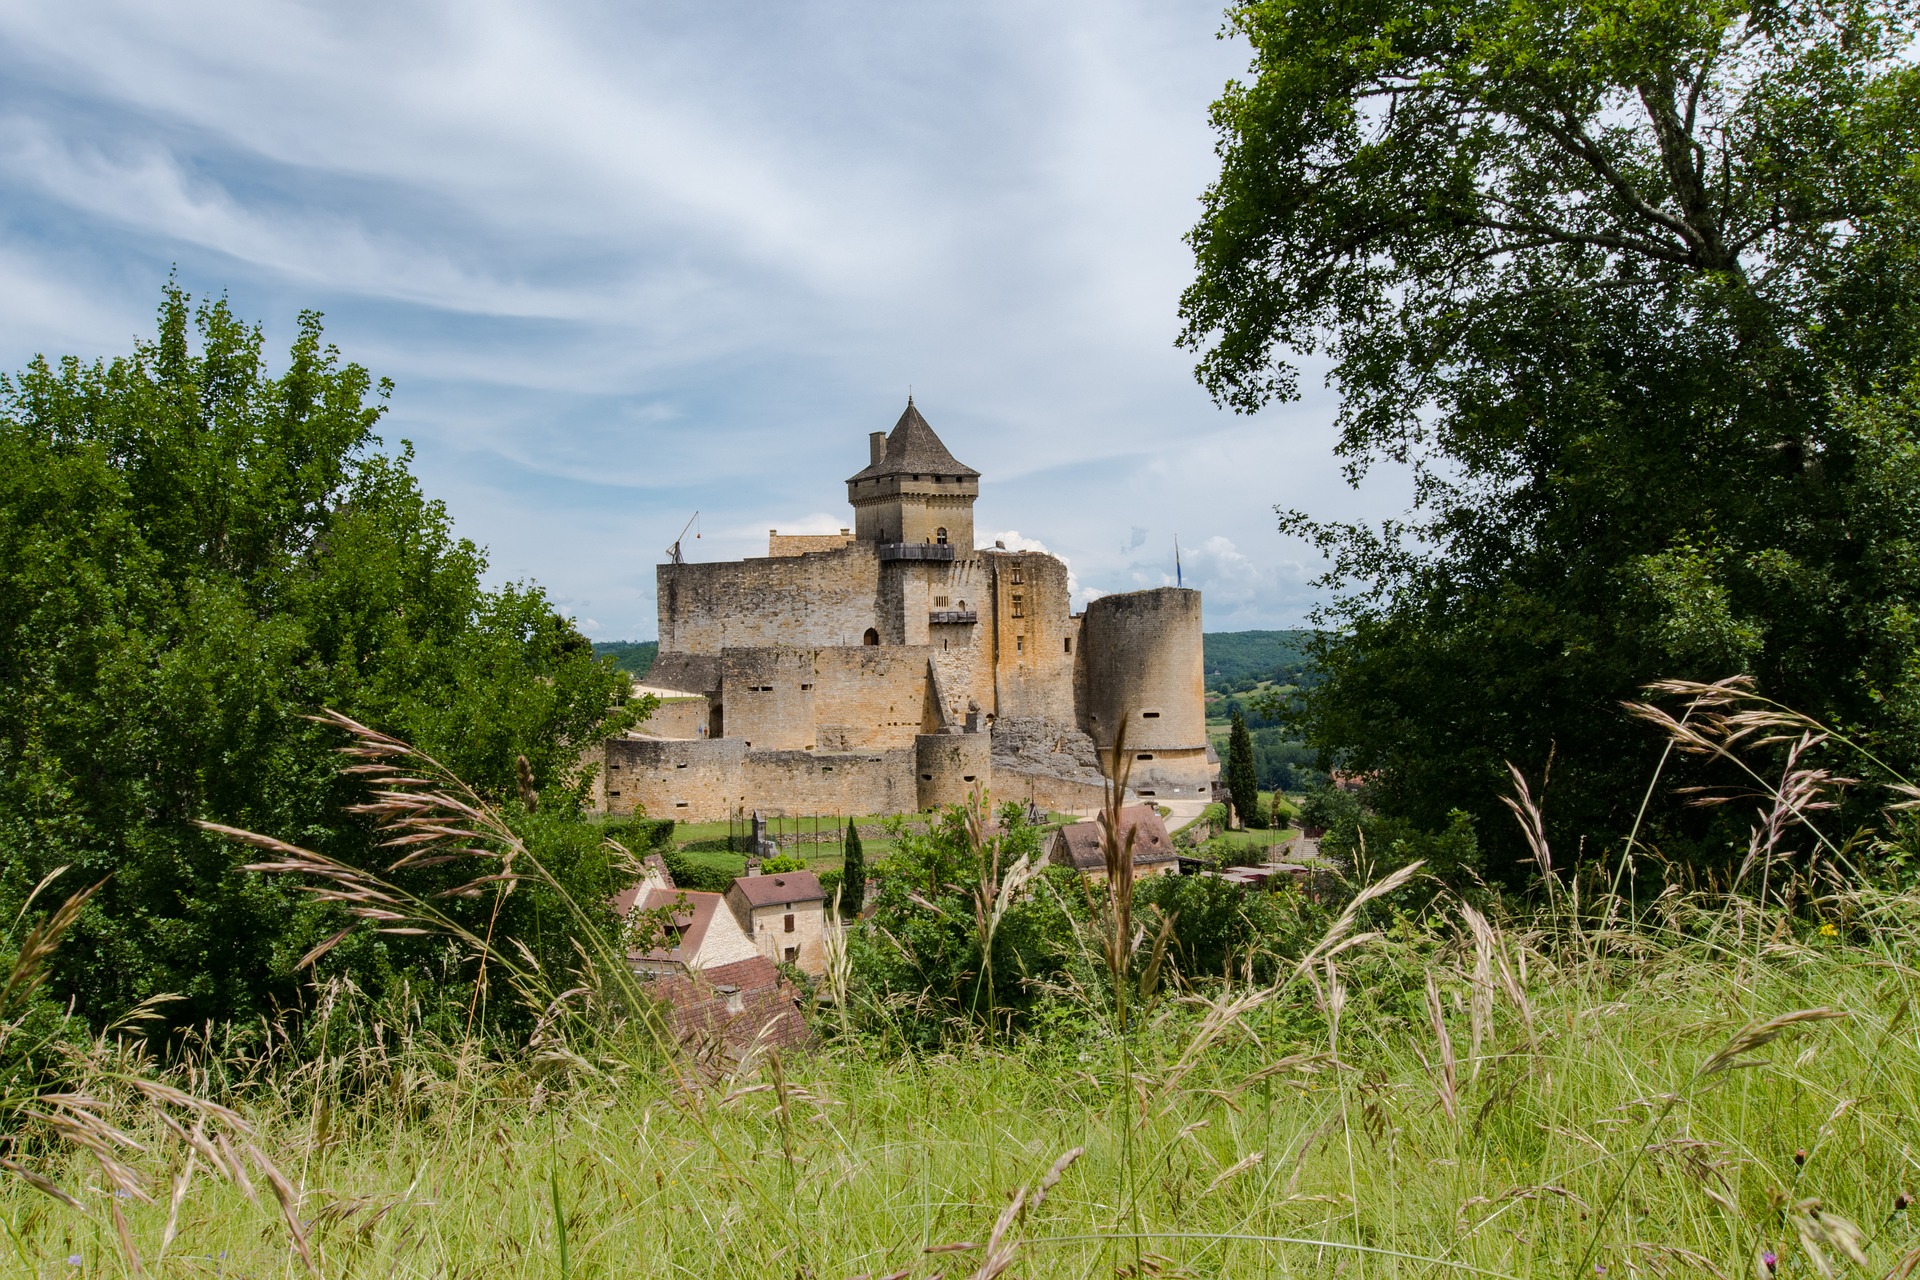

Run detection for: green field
[[9, 880, 1911, 1278]]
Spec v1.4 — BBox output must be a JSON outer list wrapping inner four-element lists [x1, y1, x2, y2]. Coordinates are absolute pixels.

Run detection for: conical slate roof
[[847, 400, 980, 482]]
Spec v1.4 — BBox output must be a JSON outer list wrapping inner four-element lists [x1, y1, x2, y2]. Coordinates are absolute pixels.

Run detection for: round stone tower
[[1080, 587, 1210, 801]]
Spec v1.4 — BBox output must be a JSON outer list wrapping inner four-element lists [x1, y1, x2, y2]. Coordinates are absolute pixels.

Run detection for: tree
[[1225, 709, 1265, 829], [1181, 0, 1920, 874], [0, 286, 644, 1031], [840, 818, 866, 917]]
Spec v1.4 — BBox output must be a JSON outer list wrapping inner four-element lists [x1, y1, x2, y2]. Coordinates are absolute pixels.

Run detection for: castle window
[[1063, 637, 1072, 654], [1011, 594, 1025, 618], [1142, 711, 1161, 718], [1011, 568, 1024, 584], [1016, 635, 1024, 653], [801, 683, 813, 690], [863, 628, 880, 646], [934, 596, 950, 607], [1137, 753, 1154, 761], [962, 775, 976, 782], [936, 527, 948, 545], [921, 773, 934, 781]]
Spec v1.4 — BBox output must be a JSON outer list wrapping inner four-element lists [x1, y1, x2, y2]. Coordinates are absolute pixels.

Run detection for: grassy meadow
[[7, 876, 1917, 1277], [5, 689, 1916, 1279]]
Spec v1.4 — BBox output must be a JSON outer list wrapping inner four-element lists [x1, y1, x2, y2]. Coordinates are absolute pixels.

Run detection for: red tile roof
[[1049, 806, 1178, 873], [730, 871, 825, 907], [642, 957, 812, 1055]]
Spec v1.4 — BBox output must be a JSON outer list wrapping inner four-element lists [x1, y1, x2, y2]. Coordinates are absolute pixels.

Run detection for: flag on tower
[[1175, 536, 1183, 587]]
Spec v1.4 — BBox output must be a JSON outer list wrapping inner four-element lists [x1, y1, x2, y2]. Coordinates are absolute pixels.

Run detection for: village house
[[1045, 805, 1181, 881], [725, 871, 828, 972]]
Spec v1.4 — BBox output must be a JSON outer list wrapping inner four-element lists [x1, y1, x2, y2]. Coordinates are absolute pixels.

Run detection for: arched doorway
[[863, 628, 880, 646]]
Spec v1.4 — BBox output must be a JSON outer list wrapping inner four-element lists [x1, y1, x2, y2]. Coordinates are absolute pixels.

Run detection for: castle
[[600, 401, 1211, 822]]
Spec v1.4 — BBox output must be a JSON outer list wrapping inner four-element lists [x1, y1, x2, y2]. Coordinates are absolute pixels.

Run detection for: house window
[[785, 946, 798, 963], [784, 913, 795, 933], [936, 527, 948, 545], [863, 628, 880, 646]]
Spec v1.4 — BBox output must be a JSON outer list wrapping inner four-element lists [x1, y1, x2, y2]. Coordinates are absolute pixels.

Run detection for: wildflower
[[1758, 1249, 1778, 1276], [1819, 923, 1838, 937], [66, 1256, 82, 1268]]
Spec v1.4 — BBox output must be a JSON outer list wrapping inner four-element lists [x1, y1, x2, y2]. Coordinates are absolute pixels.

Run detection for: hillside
[[1203, 629, 1316, 692], [592, 639, 658, 677]]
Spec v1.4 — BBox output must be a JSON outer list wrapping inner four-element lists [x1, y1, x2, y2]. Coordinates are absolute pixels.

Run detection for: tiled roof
[[1050, 806, 1179, 872], [730, 871, 825, 907], [642, 957, 812, 1055], [625, 886, 726, 965], [846, 401, 980, 482]]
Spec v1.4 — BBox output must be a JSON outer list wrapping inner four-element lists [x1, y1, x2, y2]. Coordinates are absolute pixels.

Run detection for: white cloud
[[0, 0, 1407, 639]]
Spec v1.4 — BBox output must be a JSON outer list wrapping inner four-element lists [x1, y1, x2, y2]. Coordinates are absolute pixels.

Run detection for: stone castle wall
[[913, 732, 993, 810], [604, 735, 916, 821], [986, 550, 1079, 727], [659, 544, 884, 652]]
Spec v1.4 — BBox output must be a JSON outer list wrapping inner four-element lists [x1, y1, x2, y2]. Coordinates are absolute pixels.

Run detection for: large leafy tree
[[0, 287, 641, 1028], [1181, 0, 1920, 874]]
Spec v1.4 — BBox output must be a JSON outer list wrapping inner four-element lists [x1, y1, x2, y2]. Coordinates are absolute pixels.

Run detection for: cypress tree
[[841, 817, 866, 917], [1227, 708, 1264, 829]]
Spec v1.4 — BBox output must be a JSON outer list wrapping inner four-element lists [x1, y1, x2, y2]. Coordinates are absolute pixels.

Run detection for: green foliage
[[1182, 0, 1920, 877], [1202, 629, 1317, 692], [660, 850, 737, 894], [590, 640, 657, 677], [1320, 807, 1485, 889], [845, 805, 1084, 1045], [0, 287, 641, 1033], [759, 853, 807, 874], [1136, 874, 1311, 982], [1224, 710, 1265, 828], [1295, 785, 1361, 836], [840, 818, 866, 916]]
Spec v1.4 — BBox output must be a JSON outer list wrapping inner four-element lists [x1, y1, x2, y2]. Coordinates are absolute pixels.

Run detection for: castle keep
[[602, 402, 1210, 821]]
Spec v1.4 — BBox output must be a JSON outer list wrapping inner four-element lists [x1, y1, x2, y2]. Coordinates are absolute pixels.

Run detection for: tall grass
[[4, 684, 1919, 1277]]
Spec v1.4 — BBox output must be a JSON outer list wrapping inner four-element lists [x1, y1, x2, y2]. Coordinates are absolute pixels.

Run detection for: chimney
[[869, 431, 886, 467]]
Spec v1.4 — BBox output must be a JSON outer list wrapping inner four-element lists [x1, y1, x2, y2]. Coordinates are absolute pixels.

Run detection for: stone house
[[1045, 806, 1181, 882], [725, 871, 827, 973], [619, 884, 762, 975]]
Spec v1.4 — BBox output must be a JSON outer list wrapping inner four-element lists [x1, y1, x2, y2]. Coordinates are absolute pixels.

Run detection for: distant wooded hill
[[593, 640, 658, 676], [593, 632, 1314, 691], [1202, 630, 1316, 693]]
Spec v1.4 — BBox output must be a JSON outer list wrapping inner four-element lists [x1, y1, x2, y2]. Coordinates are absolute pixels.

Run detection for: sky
[[0, 0, 1408, 639]]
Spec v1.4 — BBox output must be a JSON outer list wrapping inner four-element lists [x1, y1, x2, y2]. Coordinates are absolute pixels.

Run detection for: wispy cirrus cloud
[[0, 0, 1395, 637]]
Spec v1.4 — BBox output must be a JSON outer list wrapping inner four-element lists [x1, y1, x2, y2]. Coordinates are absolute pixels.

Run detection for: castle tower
[[845, 400, 980, 549]]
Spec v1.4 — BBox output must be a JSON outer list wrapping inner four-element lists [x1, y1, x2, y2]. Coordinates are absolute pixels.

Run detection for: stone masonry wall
[[658, 543, 883, 652], [604, 735, 914, 821], [1081, 587, 1211, 800]]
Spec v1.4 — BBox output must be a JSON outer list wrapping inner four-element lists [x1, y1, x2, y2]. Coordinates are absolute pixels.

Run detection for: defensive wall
[[604, 735, 919, 821]]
